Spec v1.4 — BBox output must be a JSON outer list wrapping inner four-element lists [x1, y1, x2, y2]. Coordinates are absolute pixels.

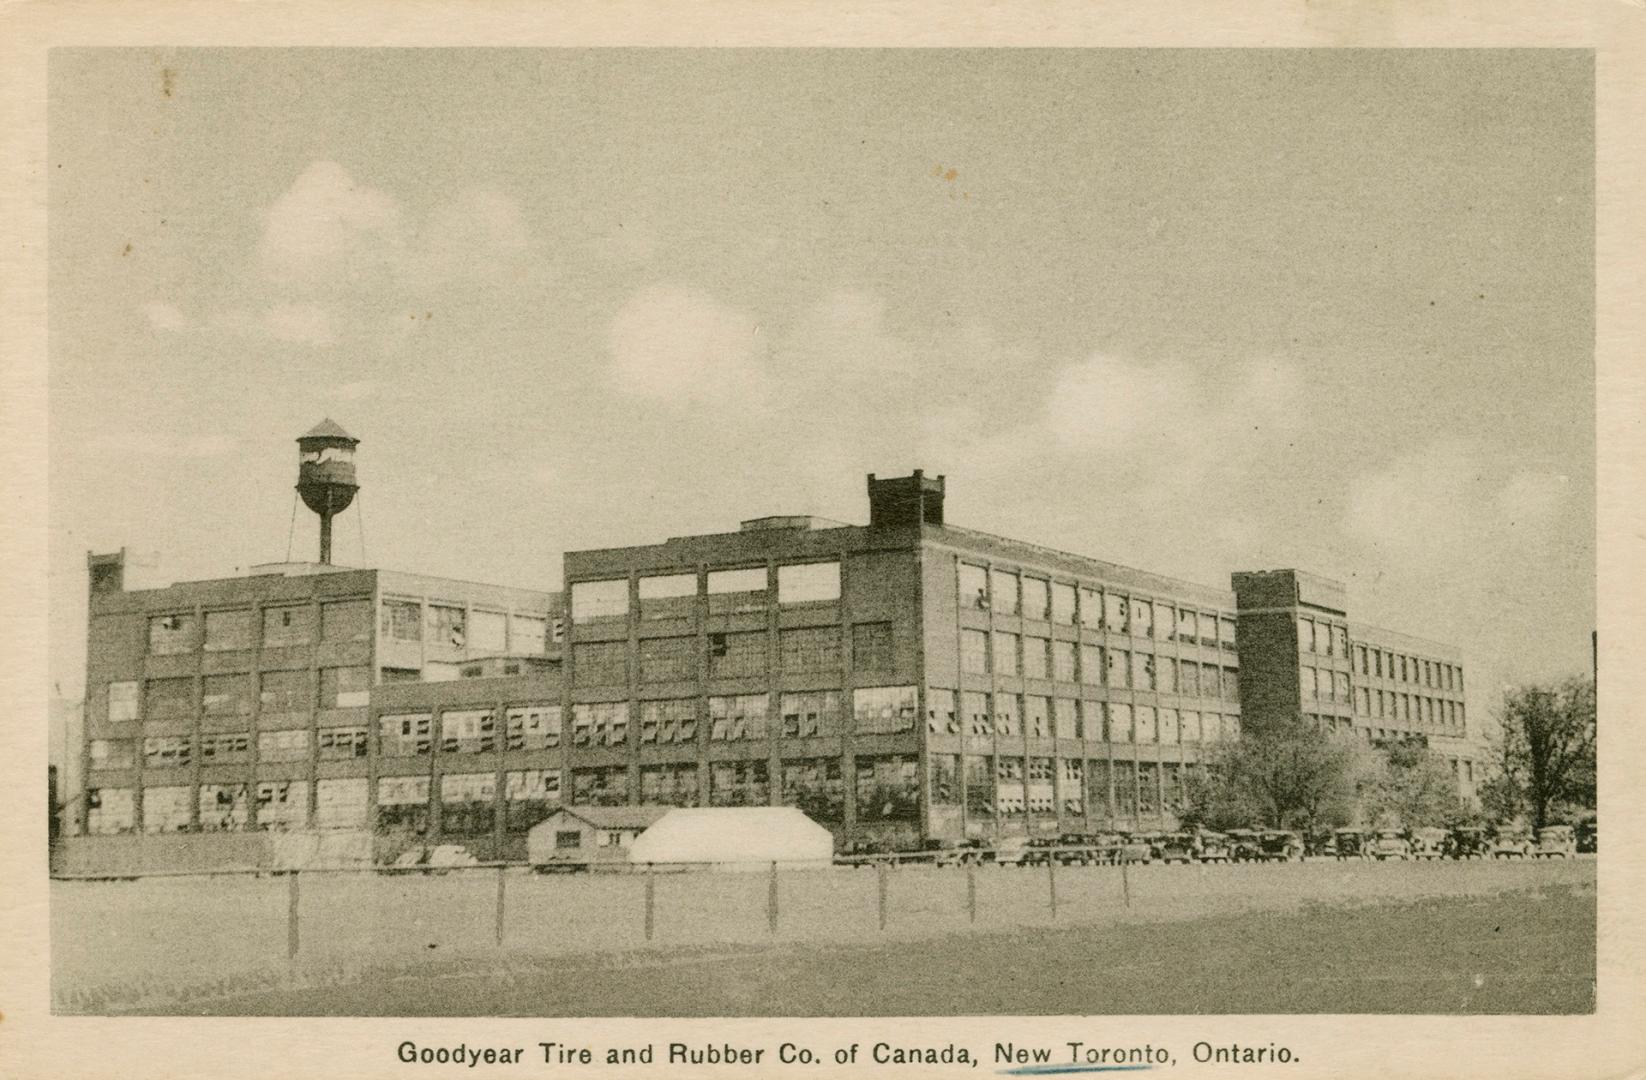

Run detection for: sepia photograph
[[13, 25, 1628, 1072]]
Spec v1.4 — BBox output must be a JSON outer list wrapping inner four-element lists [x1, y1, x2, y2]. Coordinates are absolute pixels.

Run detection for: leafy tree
[[1489, 677, 1596, 829], [1363, 736, 1465, 828], [1205, 713, 1357, 832]]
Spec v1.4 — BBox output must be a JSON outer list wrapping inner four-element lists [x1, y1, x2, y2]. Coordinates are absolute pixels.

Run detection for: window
[[1334, 671, 1351, 704], [1222, 667, 1240, 701], [1220, 617, 1237, 650], [574, 701, 630, 747], [959, 563, 990, 610], [504, 770, 562, 831], [990, 569, 1020, 615], [926, 688, 959, 735], [961, 629, 990, 674], [1197, 615, 1219, 648], [1138, 762, 1160, 814], [108, 681, 139, 722], [639, 635, 695, 683], [1107, 648, 1129, 688], [1159, 707, 1180, 745], [965, 755, 994, 818], [204, 610, 252, 651], [1373, 650, 1384, 678], [1132, 651, 1155, 691], [380, 713, 433, 756], [780, 626, 841, 673], [144, 677, 194, 718], [1027, 756, 1056, 816], [202, 674, 250, 716], [778, 561, 840, 605], [319, 665, 370, 708], [380, 599, 422, 641], [315, 725, 368, 760], [994, 757, 1025, 817], [639, 764, 700, 807], [1109, 702, 1133, 743], [992, 632, 1019, 676], [574, 641, 629, 686], [505, 705, 561, 750], [1159, 656, 1179, 694], [707, 760, 768, 807], [315, 778, 368, 830], [993, 691, 1020, 736], [1183, 710, 1203, 743], [781, 690, 844, 738], [1025, 695, 1051, 737], [1132, 600, 1153, 639], [320, 600, 373, 643], [440, 709, 497, 753], [259, 669, 309, 713], [1297, 617, 1314, 651], [1135, 705, 1158, 744], [1086, 759, 1112, 818], [1112, 764, 1138, 817], [377, 776, 431, 831], [1051, 641, 1077, 682], [852, 622, 895, 672], [1300, 667, 1315, 700], [1060, 758, 1085, 814], [1079, 587, 1104, 628], [1105, 593, 1129, 634], [262, 605, 313, 647], [928, 754, 961, 807], [1080, 644, 1103, 685], [639, 698, 697, 744], [86, 787, 135, 834], [89, 739, 136, 769], [556, 831, 582, 850], [199, 784, 250, 831], [147, 613, 195, 654], [707, 567, 767, 614], [1333, 625, 1349, 658], [1021, 577, 1050, 621], [199, 732, 250, 763], [1051, 582, 1077, 624], [142, 786, 192, 832], [510, 614, 548, 655], [440, 773, 497, 835], [708, 695, 768, 741], [258, 729, 308, 763], [458, 609, 504, 654], [258, 781, 310, 830], [708, 631, 766, 679], [963, 691, 992, 737], [638, 573, 697, 620], [1177, 608, 1198, 643], [1356, 687, 1371, 715], [777, 759, 843, 820], [142, 735, 192, 768], [1051, 698, 1079, 739], [1022, 637, 1050, 680], [857, 755, 919, 821], [571, 579, 629, 622]]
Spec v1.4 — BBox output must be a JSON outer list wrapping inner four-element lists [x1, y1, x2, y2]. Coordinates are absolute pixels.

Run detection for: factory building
[[67, 425, 1486, 869]]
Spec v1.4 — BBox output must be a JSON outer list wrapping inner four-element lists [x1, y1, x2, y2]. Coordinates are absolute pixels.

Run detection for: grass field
[[52, 858, 1594, 1016]]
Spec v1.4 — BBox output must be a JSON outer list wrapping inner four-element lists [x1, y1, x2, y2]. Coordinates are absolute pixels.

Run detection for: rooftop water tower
[[295, 419, 359, 564]]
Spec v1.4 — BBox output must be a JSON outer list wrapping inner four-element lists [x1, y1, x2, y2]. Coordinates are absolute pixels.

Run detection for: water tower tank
[[295, 419, 359, 564]]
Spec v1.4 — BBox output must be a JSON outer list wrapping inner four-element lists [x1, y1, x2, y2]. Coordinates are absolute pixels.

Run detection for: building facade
[[74, 471, 1485, 862]]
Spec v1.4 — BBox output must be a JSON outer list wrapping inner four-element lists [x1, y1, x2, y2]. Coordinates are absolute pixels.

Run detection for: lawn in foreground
[[173, 883, 1593, 1016]]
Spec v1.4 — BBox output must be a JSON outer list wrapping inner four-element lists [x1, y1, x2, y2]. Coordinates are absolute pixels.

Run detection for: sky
[[47, 48, 1594, 737]]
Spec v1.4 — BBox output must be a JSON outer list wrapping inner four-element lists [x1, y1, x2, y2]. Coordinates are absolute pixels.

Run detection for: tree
[[1364, 737, 1465, 828], [1491, 677, 1596, 829], [1207, 713, 1357, 832]]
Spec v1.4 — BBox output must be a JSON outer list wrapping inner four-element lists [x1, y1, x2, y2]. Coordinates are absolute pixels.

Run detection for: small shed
[[527, 806, 670, 868], [627, 807, 834, 870]]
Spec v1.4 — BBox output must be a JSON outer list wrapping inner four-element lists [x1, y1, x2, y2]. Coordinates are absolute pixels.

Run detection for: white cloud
[[140, 301, 189, 332], [256, 161, 403, 283], [607, 283, 765, 406], [263, 302, 337, 346]]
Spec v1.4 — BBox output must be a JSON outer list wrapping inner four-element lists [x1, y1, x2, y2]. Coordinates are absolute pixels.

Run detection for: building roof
[[301, 418, 357, 441], [551, 806, 672, 831]]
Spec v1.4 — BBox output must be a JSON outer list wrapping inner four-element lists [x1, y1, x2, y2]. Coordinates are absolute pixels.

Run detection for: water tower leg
[[319, 512, 333, 565]]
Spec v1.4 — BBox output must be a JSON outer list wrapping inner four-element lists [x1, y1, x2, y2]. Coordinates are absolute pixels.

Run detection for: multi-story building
[[71, 468, 1486, 868]]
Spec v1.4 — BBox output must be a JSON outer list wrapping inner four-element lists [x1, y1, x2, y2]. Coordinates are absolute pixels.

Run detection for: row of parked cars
[[1327, 824, 1581, 860]]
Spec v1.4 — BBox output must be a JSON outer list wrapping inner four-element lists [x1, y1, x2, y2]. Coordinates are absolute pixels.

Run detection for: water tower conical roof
[[301, 418, 357, 442]]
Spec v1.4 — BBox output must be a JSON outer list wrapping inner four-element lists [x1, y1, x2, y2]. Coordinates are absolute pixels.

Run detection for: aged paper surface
[[2, 2, 1642, 1079]]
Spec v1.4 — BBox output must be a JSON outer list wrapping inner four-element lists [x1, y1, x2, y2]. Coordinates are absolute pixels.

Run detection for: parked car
[[1370, 829, 1412, 860], [1334, 828, 1370, 860], [1576, 816, 1597, 854], [385, 844, 479, 875], [1153, 832, 1199, 864], [1114, 834, 1154, 863], [1447, 825, 1491, 860], [1225, 829, 1263, 862], [1020, 837, 1061, 867], [1534, 825, 1576, 858], [1050, 833, 1102, 866], [1409, 827, 1450, 860], [1256, 830, 1304, 862], [1491, 827, 1533, 859], [993, 836, 1033, 867], [1196, 831, 1233, 863]]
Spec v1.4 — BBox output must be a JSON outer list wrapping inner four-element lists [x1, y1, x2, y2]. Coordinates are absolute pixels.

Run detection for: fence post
[[766, 860, 779, 934], [1047, 858, 1058, 921], [494, 866, 507, 947], [286, 870, 301, 965], [877, 860, 889, 932], [966, 861, 977, 924], [1121, 858, 1131, 908], [644, 866, 656, 942]]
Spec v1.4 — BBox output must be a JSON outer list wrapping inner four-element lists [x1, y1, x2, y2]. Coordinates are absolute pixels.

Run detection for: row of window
[[570, 561, 843, 623], [146, 600, 557, 656], [958, 564, 1236, 649], [931, 755, 1195, 817], [1354, 640, 1462, 692], [1353, 688, 1465, 730], [105, 668, 372, 722], [959, 631, 1238, 697], [575, 622, 896, 686], [926, 689, 1240, 745]]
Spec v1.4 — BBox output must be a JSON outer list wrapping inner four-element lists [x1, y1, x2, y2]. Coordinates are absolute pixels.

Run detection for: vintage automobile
[[1534, 824, 1577, 858], [1225, 829, 1263, 862], [1114, 833, 1155, 863], [1153, 832, 1200, 864], [1045, 833, 1101, 866], [1256, 830, 1304, 862], [1196, 831, 1233, 863], [1576, 816, 1598, 854], [1409, 827, 1450, 860], [387, 844, 479, 875], [1019, 837, 1062, 867], [1370, 828, 1413, 860], [1333, 828, 1371, 860], [993, 836, 1034, 868], [1491, 827, 1534, 859], [1447, 825, 1491, 860]]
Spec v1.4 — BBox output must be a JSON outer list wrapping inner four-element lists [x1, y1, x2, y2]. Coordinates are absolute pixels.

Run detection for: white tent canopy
[[627, 807, 833, 868]]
